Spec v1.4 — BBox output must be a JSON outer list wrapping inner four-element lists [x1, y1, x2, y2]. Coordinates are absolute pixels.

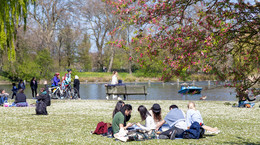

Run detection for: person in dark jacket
[[37, 81, 51, 106], [30, 77, 38, 98], [18, 80, 26, 90], [11, 83, 18, 99], [73, 75, 80, 98], [9, 89, 28, 107]]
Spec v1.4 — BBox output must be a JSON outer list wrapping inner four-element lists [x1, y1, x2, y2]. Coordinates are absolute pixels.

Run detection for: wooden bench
[[105, 85, 148, 100]]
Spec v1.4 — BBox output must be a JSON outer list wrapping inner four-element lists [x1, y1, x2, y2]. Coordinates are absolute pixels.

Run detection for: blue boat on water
[[178, 85, 203, 94]]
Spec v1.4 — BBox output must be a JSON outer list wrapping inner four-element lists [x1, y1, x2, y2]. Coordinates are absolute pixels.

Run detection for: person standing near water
[[30, 77, 38, 99], [73, 75, 80, 99], [18, 80, 26, 90], [11, 83, 18, 99]]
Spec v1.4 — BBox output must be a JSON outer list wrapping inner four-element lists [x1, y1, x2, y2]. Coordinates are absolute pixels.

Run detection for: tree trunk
[[107, 47, 115, 72]]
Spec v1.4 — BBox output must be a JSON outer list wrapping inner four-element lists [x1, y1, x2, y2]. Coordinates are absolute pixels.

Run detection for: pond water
[[0, 81, 238, 101]]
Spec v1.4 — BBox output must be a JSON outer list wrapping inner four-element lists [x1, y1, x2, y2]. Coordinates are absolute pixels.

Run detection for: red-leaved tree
[[107, 0, 260, 99]]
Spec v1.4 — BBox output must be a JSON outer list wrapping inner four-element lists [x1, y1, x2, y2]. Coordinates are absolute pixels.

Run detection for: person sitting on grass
[[238, 89, 256, 108], [10, 89, 28, 107], [112, 100, 125, 118], [186, 102, 220, 134], [112, 104, 133, 142], [0, 89, 9, 106], [37, 86, 51, 107], [149, 103, 170, 132], [135, 105, 157, 140], [156, 104, 187, 140]]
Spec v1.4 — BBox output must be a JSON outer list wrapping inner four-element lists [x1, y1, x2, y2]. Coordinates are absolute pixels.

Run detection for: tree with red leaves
[[107, 0, 260, 100]]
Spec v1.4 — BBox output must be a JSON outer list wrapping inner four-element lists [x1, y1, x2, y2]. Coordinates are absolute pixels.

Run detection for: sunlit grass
[[1, 100, 259, 144]]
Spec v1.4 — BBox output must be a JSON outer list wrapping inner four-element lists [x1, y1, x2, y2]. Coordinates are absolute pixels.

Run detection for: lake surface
[[1, 81, 238, 101]]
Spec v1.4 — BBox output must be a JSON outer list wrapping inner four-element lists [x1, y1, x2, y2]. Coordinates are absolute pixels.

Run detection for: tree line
[[0, 0, 160, 81]]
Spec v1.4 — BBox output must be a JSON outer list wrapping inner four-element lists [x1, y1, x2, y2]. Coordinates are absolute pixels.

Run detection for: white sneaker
[[207, 130, 220, 134], [106, 96, 109, 100], [118, 97, 122, 100], [112, 95, 117, 99]]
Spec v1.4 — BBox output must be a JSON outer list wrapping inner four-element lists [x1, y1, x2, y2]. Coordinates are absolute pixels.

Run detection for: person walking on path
[[30, 77, 38, 99], [73, 75, 80, 99], [18, 80, 26, 90]]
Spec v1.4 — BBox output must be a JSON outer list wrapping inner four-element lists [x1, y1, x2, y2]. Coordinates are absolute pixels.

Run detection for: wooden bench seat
[[105, 85, 147, 100]]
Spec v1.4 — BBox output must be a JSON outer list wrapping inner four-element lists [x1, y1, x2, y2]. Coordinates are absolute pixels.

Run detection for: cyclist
[[64, 69, 72, 86], [51, 73, 60, 87], [61, 69, 72, 90]]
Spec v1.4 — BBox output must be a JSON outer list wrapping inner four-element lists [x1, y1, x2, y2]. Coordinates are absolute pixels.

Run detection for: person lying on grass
[[112, 104, 133, 142], [186, 102, 220, 134], [156, 105, 187, 140]]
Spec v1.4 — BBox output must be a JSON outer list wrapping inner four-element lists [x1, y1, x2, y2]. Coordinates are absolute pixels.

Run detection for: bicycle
[[49, 85, 64, 99], [63, 84, 80, 99]]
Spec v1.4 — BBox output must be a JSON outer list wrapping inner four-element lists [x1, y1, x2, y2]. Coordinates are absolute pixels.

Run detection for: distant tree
[[78, 34, 92, 71]]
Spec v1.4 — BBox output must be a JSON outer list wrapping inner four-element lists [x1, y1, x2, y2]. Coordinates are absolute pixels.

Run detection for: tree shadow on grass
[[203, 134, 216, 137], [218, 136, 260, 145]]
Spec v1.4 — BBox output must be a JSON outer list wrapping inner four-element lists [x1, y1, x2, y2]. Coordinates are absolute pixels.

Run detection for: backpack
[[36, 100, 48, 115], [183, 122, 205, 139], [93, 122, 108, 135]]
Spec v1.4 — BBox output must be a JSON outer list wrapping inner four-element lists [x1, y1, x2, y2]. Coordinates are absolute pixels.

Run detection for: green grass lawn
[[1, 100, 259, 144]]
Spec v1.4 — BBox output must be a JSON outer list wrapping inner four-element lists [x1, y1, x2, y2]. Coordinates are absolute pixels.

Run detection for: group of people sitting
[[0, 81, 51, 109], [0, 88, 28, 107], [97, 101, 220, 142]]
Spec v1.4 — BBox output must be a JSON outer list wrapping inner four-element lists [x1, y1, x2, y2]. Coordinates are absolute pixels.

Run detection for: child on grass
[[11, 83, 18, 99], [0, 89, 9, 106], [186, 102, 220, 134]]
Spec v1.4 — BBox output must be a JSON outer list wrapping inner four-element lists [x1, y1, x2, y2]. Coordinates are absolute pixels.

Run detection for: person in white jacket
[[136, 105, 156, 132]]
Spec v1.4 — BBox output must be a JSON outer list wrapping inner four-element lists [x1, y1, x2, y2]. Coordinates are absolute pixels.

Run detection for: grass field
[[1, 100, 260, 144]]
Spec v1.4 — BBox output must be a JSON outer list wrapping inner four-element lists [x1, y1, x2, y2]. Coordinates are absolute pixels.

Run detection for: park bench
[[105, 85, 148, 100]]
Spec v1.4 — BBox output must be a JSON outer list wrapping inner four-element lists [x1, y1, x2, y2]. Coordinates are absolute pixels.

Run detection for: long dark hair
[[31, 77, 35, 82], [151, 109, 162, 122], [138, 105, 151, 121], [112, 100, 125, 118], [120, 104, 132, 126]]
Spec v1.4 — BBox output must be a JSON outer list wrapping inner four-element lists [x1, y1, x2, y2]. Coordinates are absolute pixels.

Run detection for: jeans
[[238, 101, 255, 108], [0, 97, 8, 105], [160, 126, 185, 138], [31, 88, 37, 98], [127, 124, 142, 131], [159, 124, 170, 132]]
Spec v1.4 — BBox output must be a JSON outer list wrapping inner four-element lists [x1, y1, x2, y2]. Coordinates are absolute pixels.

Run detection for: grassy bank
[[74, 72, 217, 83], [0, 71, 218, 84], [1, 100, 259, 144]]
